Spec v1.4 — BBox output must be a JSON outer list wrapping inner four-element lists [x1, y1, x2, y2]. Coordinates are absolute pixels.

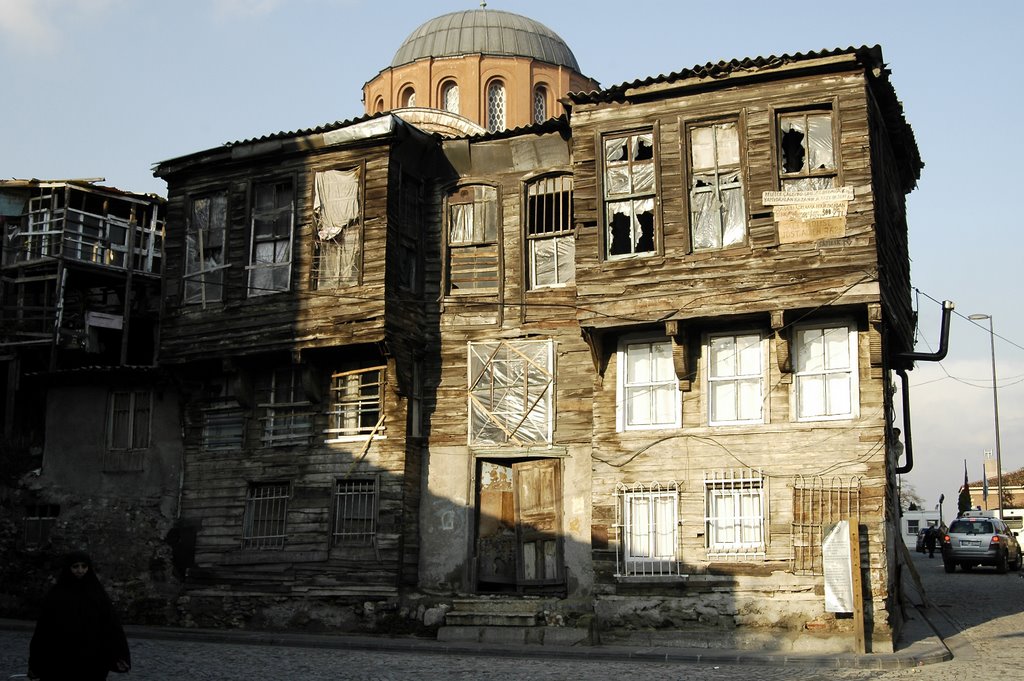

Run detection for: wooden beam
[[771, 310, 791, 374]]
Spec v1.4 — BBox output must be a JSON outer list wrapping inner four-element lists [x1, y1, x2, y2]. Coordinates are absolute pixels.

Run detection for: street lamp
[[968, 313, 1004, 518]]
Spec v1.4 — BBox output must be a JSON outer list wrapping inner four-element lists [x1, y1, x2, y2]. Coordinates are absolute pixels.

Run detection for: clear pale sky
[[2, 0, 1021, 513]]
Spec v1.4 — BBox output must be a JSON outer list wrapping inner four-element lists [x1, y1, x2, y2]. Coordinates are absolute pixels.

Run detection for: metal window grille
[[614, 481, 681, 577], [242, 482, 289, 549], [326, 367, 384, 438], [24, 504, 60, 548], [792, 475, 861, 575], [486, 81, 505, 132], [202, 399, 244, 450], [704, 469, 765, 558], [533, 86, 547, 124], [331, 478, 378, 547]]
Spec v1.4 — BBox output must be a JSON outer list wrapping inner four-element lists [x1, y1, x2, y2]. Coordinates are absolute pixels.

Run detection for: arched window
[[533, 86, 548, 124], [442, 81, 460, 114], [486, 80, 506, 133], [401, 87, 416, 108], [373, 97, 385, 114]]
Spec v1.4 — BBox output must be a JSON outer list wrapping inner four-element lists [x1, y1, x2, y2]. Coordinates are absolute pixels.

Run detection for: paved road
[[2, 547, 1022, 680]]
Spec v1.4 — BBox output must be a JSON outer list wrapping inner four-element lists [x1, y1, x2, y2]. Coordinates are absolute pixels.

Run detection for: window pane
[[716, 122, 740, 166], [823, 328, 851, 370], [827, 373, 852, 415], [807, 115, 834, 170], [711, 381, 737, 422], [797, 374, 826, 417]]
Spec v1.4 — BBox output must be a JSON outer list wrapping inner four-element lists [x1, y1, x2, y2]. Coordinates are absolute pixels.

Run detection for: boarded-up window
[[793, 323, 857, 420], [184, 192, 227, 306], [448, 185, 499, 293], [313, 169, 361, 289], [526, 175, 574, 289], [689, 121, 746, 250], [242, 482, 289, 549], [106, 390, 151, 471], [603, 131, 656, 258], [708, 332, 764, 425], [792, 475, 861, 575], [468, 339, 553, 445], [779, 110, 836, 191], [331, 477, 378, 547], [326, 366, 384, 439], [24, 503, 60, 548], [248, 180, 293, 296]]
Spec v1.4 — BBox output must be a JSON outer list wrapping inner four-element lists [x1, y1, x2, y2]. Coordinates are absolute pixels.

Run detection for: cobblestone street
[[3, 548, 1022, 681]]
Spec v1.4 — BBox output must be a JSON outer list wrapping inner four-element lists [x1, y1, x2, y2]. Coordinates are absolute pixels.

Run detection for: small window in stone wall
[[24, 503, 60, 548]]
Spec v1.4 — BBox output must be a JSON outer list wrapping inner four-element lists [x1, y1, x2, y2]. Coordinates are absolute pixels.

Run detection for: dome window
[[487, 81, 506, 133], [533, 86, 548, 124], [442, 82, 460, 114]]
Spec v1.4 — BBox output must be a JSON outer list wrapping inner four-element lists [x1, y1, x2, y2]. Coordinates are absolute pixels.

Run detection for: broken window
[[442, 81, 460, 114], [247, 179, 294, 296], [603, 132, 657, 258], [201, 379, 244, 450], [526, 175, 574, 289], [105, 389, 151, 471], [184, 191, 227, 305], [689, 121, 746, 250], [533, 86, 548, 124], [468, 339, 553, 445], [257, 366, 312, 446], [778, 110, 836, 191], [792, 322, 857, 420], [708, 332, 764, 425], [313, 169, 361, 289], [331, 477, 378, 547], [617, 337, 679, 431], [615, 482, 681, 577], [326, 366, 385, 440], [447, 185, 499, 294], [242, 482, 289, 549], [487, 80, 506, 132], [705, 470, 765, 557]]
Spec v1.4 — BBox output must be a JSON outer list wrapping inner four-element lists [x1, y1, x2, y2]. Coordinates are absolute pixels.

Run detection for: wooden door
[[512, 459, 563, 585]]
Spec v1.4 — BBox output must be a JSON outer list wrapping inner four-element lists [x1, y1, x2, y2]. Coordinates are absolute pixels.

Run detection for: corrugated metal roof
[[391, 9, 580, 71]]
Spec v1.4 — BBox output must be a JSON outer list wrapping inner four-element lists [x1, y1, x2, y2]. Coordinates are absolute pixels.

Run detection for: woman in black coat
[[28, 551, 131, 681]]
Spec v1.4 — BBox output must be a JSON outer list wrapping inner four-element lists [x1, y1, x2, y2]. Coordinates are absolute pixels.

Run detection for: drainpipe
[[894, 300, 955, 474]]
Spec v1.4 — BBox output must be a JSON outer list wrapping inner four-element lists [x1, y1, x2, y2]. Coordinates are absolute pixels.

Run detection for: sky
[[2, 0, 1021, 513]]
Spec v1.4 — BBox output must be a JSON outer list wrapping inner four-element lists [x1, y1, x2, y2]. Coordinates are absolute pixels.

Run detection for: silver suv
[[941, 513, 1023, 573]]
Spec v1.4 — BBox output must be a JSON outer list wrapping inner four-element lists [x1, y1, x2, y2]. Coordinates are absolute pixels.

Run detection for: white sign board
[[822, 520, 854, 613]]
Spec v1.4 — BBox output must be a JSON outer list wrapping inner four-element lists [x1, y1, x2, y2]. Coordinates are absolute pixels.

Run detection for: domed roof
[[391, 9, 581, 72]]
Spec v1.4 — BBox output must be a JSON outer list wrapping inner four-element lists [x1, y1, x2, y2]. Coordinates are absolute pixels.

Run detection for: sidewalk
[[0, 603, 952, 671]]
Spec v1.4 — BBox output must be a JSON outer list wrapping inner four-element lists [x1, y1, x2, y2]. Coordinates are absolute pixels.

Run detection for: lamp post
[[968, 313, 1004, 518]]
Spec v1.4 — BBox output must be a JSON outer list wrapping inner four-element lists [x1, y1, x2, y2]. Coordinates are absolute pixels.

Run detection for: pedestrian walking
[[924, 525, 938, 558], [27, 551, 131, 680]]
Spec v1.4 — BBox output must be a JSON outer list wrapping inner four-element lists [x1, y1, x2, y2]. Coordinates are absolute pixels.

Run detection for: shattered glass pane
[[807, 114, 834, 170], [633, 161, 655, 193]]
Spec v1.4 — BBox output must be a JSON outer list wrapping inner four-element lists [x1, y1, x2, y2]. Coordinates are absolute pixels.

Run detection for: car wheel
[[943, 560, 956, 574], [995, 551, 1008, 574], [1011, 549, 1022, 572]]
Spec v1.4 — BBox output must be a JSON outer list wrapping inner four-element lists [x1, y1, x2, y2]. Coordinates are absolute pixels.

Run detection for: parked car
[[941, 513, 1023, 573]]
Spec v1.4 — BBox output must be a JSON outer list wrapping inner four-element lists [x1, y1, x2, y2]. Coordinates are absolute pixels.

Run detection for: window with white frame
[[447, 185, 499, 293], [468, 339, 553, 445], [242, 482, 289, 549], [778, 109, 836, 191], [331, 477, 378, 547], [313, 168, 361, 289], [257, 366, 312, 446], [707, 332, 764, 425], [184, 191, 227, 305], [486, 80, 506, 132], [603, 131, 657, 258], [248, 179, 294, 296], [617, 338, 680, 431], [526, 175, 574, 289], [705, 470, 765, 556], [792, 323, 857, 420], [615, 482, 681, 577], [326, 366, 385, 440], [689, 121, 746, 250], [907, 519, 920, 535]]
